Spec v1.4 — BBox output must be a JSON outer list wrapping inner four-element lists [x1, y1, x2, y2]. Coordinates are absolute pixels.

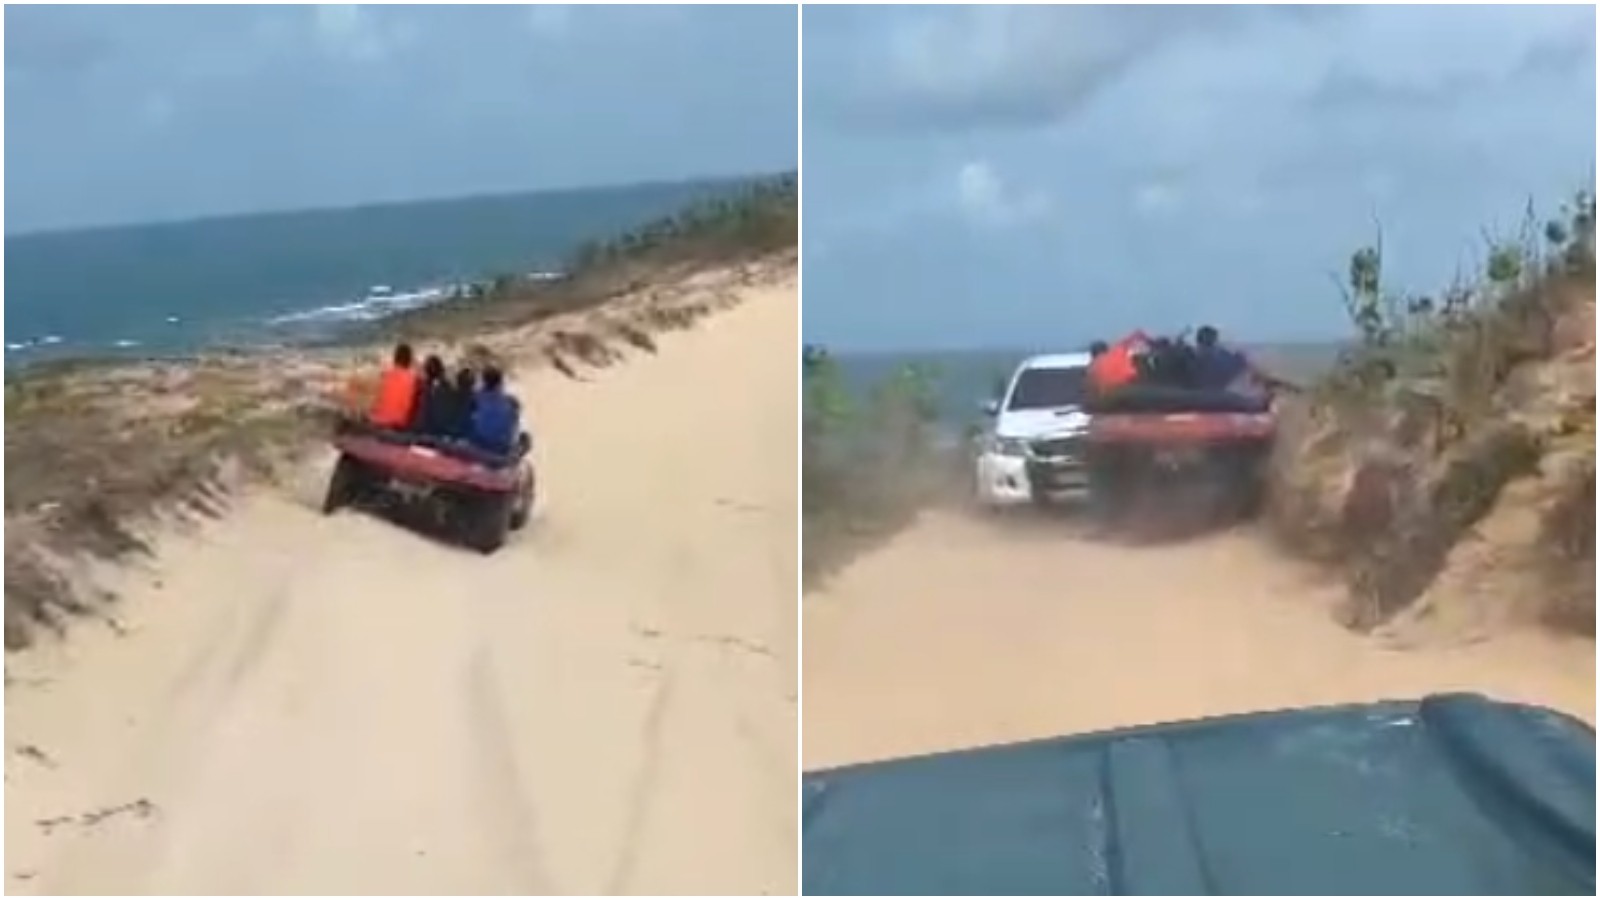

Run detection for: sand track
[[803, 509, 1593, 770], [4, 278, 798, 895]]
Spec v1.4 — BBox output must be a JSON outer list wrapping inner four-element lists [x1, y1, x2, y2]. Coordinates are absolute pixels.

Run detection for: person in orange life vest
[[368, 342, 421, 429], [1088, 330, 1148, 392]]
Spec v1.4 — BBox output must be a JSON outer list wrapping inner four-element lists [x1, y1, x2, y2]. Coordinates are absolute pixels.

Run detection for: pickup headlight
[[984, 435, 1030, 457]]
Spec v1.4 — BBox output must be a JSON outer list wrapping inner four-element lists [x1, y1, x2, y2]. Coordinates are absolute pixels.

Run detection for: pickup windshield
[[1007, 366, 1088, 411]]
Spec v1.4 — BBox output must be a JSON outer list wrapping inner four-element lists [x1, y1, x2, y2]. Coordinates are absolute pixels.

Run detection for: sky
[[4, 4, 798, 233], [803, 4, 1597, 349]]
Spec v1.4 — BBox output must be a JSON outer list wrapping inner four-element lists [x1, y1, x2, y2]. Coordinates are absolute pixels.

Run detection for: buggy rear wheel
[[323, 453, 364, 515], [509, 466, 534, 531], [1217, 443, 1271, 521], [1085, 448, 1136, 524], [460, 490, 513, 554]]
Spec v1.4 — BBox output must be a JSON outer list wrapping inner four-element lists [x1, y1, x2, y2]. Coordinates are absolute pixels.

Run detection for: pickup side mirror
[[982, 398, 1001, 416]]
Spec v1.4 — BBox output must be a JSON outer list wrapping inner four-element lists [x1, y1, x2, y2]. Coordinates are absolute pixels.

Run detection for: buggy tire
[[1084, 450, 1132, 524], [509, 465, 534, 531], [1225, 445, 1271, 521], [323, 453, 362, 515], [463, 491, 513, 554]]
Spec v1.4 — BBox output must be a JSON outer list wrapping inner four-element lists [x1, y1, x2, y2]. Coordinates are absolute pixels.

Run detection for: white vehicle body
[[974, 352, 1094, 508]]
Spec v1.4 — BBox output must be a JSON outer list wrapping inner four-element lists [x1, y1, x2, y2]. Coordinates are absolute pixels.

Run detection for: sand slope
[[804, 510, 1593, 770], [5, 277, 797, 895]]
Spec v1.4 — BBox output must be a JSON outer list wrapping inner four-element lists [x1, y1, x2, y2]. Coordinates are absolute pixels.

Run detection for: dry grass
[[4, 354, 349, 648], [800, 354, 962, 588], [801, 452, 965, 589]]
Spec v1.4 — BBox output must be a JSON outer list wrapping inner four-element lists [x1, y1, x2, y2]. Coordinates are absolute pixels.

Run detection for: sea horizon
[[5, 170, 789, 239], [5, 172, 784, 370]]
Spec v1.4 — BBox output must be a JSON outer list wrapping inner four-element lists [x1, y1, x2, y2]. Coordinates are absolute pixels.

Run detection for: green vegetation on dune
[[802, 345, 951, 585], [1324, 190, 1593, 397], [1270, 189, 1596, 634], [568, 172, 797, 273], [384, 173, 797, 340]]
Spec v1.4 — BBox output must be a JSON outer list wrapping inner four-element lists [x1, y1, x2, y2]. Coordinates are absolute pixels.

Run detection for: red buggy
[[321, 421, 535, 553], [1080, 335, 1282, 526]]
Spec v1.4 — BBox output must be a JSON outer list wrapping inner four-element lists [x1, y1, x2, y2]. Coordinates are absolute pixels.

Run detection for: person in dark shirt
[[445, 367, 479, 440], [411, 355, 455, 435], [1191, 325, 1251, 391], [469, 365, 522, 458]]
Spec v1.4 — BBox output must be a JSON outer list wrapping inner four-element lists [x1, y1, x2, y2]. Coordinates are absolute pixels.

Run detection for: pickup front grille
[[1031, 436, 1083, 459]]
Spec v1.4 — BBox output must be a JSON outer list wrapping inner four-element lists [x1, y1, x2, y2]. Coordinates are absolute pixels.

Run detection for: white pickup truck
[[973, 352, 1093, 508]]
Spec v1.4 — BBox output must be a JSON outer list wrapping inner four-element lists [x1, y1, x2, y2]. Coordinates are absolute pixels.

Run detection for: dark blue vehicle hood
[[803, 693, 1595, 895]]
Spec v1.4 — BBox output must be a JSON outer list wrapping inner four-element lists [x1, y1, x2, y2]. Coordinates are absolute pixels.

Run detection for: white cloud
[[957, 161, 1004, 214], [956, 160, 1052, 226], [880, 6, 1158, 129], [1132, 179, 1183, 217], [312, 5, 412, 63], [828, 5, 1293, 132], [525, 5, 574, 40]]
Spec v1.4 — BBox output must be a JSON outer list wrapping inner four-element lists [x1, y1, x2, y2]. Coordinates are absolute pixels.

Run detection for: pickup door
[[802, 693, 1595, 895]]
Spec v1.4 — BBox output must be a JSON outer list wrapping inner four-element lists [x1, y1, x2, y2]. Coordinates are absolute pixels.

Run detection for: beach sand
[[804, 510, 1593, 770], [5, 268, 798, 895]]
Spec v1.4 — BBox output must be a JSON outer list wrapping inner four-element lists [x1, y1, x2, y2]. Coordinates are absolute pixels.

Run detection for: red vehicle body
[[322, 424, 535, 553], [1078, 335, 1283, 526], [1086, 409, 1275, 445], [330, 433, 525, 493], [1081, 411, 1276, 527]]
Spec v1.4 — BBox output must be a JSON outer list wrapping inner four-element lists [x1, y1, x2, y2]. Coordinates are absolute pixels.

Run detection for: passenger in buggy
[[468, 366, 528, 463], [337, 343, 420, 439], [1191, 325, 1251, 391], [449, 367, 479, 438], [1135, 335, 1198, 389], [410, 355, 472, 441], [338, 346, 532, 469], [413, 365, 485, 458], [410, 355, 451, 433], [338, 342, 418, 430]]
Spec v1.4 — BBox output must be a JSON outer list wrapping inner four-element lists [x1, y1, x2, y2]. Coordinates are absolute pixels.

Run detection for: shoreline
[[2, 274, 562, 377], [6, 171, 796, 375]]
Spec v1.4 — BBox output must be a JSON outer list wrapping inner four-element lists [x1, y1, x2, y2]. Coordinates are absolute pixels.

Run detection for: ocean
[[5, 176, 762, 369]]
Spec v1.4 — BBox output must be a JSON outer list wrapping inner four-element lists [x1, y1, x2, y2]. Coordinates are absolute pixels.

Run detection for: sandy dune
[[5, 277, 797, 895], [804, 510, 1593, 770]]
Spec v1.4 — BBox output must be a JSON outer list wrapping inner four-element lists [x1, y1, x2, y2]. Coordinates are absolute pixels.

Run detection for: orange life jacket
[[369, 365, 419, 428], [1089, 334, 1144, 392]]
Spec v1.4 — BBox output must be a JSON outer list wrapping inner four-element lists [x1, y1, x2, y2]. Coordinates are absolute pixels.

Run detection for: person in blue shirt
[[1191, 325, 1252, 391], [469, 365, 523, 458]]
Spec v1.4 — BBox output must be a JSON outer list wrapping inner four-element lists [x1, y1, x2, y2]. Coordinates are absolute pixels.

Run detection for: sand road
[[4, 279, 798, 895], [804, 510, 1594, 770]]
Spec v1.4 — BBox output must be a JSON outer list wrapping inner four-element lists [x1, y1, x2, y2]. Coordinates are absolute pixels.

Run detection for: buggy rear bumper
[[1085, 412, 1275, 446], [332, 430, 522, 493]]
